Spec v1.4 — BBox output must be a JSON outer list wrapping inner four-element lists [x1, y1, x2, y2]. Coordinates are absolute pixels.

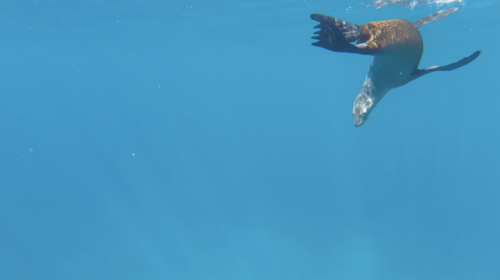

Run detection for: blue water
[[0, 1, 498, 279]]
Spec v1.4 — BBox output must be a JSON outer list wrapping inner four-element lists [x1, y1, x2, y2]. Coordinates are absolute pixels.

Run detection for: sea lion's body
[[353, 19, 424, 126], [310, 10, 480, 126]]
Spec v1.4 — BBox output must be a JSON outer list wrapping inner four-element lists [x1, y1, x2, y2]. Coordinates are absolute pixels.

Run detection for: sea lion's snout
[[353, 112, 367, 127], [353, 106, 369, 127]]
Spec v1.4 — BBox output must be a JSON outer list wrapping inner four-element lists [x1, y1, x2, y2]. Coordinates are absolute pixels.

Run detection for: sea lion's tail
[[412, 50, 481, 81], [413, 7, 458, 28]]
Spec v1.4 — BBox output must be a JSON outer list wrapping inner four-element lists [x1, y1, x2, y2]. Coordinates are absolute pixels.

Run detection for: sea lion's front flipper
[[412, 50, 481, 80], [310, 14, 374, 55], [413, 8, 458, 28]]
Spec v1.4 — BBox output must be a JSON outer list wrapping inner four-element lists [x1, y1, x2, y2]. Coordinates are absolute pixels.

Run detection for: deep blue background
[[0, 1, 498, 279]]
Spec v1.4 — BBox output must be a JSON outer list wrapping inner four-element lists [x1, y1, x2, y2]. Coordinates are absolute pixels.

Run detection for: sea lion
[[310, 9, 481, 126]]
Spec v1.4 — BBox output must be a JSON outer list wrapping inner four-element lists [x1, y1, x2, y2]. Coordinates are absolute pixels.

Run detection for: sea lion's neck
[[352, 52, 421, 126], [370, 52, 420, 88]]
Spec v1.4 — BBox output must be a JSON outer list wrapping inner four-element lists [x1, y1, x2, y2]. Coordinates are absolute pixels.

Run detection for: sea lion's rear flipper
[[310, 14, 375, 55], [413, 8, 458, 28], [412, 50, 481, 80]]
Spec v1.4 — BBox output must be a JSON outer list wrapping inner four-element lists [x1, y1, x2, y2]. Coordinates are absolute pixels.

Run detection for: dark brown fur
[[359, 19, 422, 52], [310, 13, 481, 126]]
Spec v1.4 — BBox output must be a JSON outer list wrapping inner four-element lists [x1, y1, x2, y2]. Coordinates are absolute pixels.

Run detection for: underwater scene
[[0, 0, 498, 279]]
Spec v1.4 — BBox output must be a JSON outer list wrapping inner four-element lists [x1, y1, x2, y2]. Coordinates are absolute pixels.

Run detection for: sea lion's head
[[352, 77, 378, 127], [352, 76, 390, 127], [352, 92, 373, 127]]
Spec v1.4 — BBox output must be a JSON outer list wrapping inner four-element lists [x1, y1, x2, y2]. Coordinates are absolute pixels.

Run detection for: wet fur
[[311, 13, 481, 126]]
